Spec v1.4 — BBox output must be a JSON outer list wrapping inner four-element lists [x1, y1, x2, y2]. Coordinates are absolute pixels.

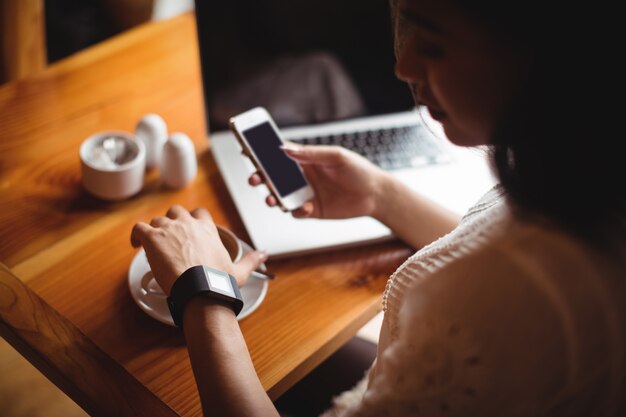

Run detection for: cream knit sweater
[[322, 187, 626, 417]]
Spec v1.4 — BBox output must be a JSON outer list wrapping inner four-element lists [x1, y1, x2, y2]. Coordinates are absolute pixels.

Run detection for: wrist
[[184, 295, 236, 319], [370, 169, 399, 222], [183, 296, 237, 332], [168, 265, 243, 327]]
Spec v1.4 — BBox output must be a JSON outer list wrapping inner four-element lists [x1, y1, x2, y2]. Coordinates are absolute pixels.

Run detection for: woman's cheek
[[434, 72, 492, 145]]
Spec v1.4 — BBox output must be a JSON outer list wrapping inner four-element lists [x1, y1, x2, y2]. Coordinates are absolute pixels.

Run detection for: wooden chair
[[0, 0, 155, 85], [0, 0, 46, 84]]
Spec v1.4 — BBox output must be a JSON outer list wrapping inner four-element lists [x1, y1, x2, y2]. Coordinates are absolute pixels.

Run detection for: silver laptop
[[194, 2, 495, 258]]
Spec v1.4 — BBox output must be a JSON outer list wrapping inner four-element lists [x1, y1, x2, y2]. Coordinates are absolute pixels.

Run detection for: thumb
[[281, 144, 346, 166], [232, 250, 268, 287]]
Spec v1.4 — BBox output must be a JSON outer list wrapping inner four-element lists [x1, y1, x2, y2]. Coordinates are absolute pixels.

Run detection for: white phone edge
[[228, 107, 315, 212]]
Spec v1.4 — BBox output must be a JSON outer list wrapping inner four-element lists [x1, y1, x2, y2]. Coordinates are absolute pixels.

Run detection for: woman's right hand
[[248, 144, 391, 219]]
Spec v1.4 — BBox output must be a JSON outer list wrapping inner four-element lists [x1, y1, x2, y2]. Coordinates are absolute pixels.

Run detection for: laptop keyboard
[[293, 125, 451, 170]]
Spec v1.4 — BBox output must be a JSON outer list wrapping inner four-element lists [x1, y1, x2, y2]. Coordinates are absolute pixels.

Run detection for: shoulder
[[360, 223, 623, 416], [401, 220, 621, 367], [406, 219, 620, 318], [389, 222, 623, 414]]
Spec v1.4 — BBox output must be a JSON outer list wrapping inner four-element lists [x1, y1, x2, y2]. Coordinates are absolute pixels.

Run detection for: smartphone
[[229, 107, 315, 212]]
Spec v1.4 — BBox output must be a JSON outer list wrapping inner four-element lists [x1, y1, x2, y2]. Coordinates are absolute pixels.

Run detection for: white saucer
[[128, 241, 269, 326]]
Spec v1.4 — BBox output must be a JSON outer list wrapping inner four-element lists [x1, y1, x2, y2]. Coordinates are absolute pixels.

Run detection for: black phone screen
[[242, 122, 308, 197]]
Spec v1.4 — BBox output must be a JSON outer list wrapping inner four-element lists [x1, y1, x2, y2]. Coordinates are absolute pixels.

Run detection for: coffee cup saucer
[[128, 241, 268, 327]]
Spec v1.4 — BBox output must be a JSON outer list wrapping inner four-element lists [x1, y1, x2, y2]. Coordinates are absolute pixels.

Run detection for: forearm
[[373, 172, 460, 249], [183, 297, 279, 417]]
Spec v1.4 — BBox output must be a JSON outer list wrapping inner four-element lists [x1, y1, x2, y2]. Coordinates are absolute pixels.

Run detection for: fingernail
[[280, 145, 301, 154], [258, 250, 269, 262]]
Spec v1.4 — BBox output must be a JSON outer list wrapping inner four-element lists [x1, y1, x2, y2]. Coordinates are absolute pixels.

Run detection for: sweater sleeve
[[342, 245, 573, 417]]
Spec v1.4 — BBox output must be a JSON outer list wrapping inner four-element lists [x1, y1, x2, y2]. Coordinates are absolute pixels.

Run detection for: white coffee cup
[[80, 131, 146, 201]]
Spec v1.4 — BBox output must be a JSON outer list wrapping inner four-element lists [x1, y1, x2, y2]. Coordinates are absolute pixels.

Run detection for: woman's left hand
[[130, 205, 267, 294]]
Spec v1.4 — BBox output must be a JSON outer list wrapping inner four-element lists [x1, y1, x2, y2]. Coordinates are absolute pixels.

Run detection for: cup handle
[[141, 272, 167, 298]]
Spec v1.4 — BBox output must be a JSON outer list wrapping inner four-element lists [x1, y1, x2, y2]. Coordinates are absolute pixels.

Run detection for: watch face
[[204, 266, 235, 297]]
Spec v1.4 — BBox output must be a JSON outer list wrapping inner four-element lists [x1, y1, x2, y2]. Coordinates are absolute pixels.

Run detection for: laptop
[[194, 1, 496, 258]]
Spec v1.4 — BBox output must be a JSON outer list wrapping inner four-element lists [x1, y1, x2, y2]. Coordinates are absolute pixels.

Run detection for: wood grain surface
[[0, 264, 177, 417], [0, 13, 413, 416]]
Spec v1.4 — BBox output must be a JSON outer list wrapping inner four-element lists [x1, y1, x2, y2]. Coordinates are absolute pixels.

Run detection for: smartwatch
[[167, 265, 244, 327]]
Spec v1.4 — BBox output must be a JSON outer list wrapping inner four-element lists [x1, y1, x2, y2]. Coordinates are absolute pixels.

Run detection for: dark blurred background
[[45, 0, 120, 63]]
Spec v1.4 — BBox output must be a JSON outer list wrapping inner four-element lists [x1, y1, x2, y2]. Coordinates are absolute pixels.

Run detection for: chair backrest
[[0, 0, 191, 84], [0, 0, 47, 84]]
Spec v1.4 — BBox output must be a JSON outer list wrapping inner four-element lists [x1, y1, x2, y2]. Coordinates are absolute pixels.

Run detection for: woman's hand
[[249, 145, 392, 219], [130, 205, 267, 294]]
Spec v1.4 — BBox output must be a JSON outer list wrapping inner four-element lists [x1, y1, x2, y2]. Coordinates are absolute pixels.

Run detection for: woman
[[130, 0, 625, 415]]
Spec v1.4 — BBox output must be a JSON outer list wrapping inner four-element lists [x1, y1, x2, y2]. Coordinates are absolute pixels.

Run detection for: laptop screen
[[194, 0, 414, 133]]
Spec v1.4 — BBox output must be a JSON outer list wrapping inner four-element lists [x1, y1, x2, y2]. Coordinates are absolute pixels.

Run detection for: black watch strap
[[167, 265, 244, 327]]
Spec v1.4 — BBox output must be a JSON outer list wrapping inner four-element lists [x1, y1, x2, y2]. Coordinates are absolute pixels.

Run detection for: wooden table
[[0, 13, 411, 417]]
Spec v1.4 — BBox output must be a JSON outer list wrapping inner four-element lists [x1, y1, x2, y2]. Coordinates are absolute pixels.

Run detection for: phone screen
[[242, 122, 308, 197]]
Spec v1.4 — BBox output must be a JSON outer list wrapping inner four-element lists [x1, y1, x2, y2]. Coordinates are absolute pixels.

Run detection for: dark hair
[[452, 1, 626, 251]]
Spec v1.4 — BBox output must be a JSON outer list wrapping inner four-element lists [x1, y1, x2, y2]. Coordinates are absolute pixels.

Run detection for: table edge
[[267, 299, 381, 400], [0, 263, 180, 417]]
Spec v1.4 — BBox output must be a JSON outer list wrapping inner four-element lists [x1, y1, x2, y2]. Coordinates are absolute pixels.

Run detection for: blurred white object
[[160, 132, 197, 189], [135, 113, 168, 169], [151, 0, 194, 21], [357, 312, 384, 344], [90, 145, 118, 170], [80, 131, 146, 200]]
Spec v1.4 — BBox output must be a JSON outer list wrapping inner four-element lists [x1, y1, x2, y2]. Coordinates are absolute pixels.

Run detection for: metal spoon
[[250, 270, 275, 280], [102, 136, 120, 164]]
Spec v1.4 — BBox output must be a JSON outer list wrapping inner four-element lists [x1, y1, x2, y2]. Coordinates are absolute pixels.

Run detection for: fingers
[[281, 144, 346, 165], [248, 172, 264, 186], [233, 250, 269, 287], [150, 216, 169, 227], [265, 194, 277, 207], [166, 204, 189, 219], [130, 222, 152, 248], [248, 172, 278, 208], [143, 205, 208, 237], [158, 205, 211, 221], [140, 206, 211, 237], [292, 201, 315, 218], [190, 207, 212, 220]]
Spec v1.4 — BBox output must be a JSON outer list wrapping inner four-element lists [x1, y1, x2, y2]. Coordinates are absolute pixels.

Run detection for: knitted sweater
[[322, 187, 626, 417]]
